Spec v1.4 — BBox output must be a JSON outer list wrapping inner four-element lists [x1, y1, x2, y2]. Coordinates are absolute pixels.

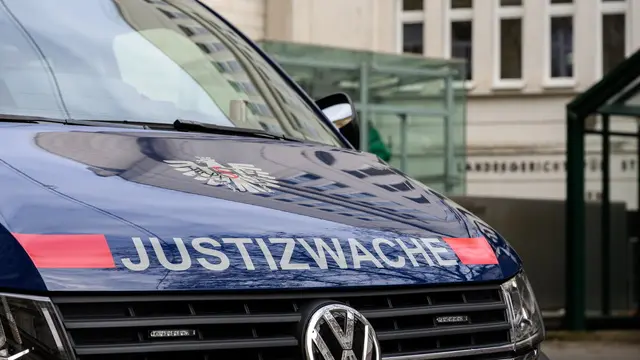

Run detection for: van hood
[[0, 124, 521, 292]]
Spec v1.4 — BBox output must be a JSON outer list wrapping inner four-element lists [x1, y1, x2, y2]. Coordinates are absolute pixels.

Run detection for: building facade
[[205, 0, 640, 210]]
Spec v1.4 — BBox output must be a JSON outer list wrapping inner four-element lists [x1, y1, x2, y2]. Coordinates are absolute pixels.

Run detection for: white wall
[[264, 0, 396, 52], [465, 95, 639, 209], [465, 151, 638, 208], [205, 0, 396, 51], [201, 0, 266, 39]]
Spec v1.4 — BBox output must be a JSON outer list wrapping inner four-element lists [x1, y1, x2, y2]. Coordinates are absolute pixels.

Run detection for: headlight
[[0, 293, 74, 360], [501, 272, 545, 350]]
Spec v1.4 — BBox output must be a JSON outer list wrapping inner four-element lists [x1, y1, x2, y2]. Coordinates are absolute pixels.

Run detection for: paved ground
[[542, 341, 640, 360]]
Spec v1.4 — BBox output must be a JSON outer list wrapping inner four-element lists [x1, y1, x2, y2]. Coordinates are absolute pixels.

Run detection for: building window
[[403, 0, 423, 11], [246, 102, 272, 117], [195, 42, 227, 54], [210, 43, 227, 53], [451, 0, 473, 8], [177, 25, 194, 37], [400, 0, 424, 55], [229, 81, 258, 96], [195, 43, 210, 54], [447, 0, 473, 81], [157, 8, 190, 20], [177, 24, 207, 38], [403, 23, 423, 54], [213, 60, 243, 74], [451, 22, 472, 80], [496, 0, 523, 83], [550, 17, 573, 78], [547, 0, 574, 82], [601, 0, 627, 75], [158, 8, 176, 19]]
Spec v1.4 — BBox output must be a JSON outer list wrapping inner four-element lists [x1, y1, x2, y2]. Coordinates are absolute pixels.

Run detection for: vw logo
[[302, 303, 381, 360]]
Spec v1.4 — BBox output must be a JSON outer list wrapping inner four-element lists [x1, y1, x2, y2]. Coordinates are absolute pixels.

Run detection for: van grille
[[52, 285, 512, 360]]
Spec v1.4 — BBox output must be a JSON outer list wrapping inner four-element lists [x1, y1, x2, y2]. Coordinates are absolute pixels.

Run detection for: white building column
[[630, 0, 640, 51], [521, 0, 545, 93], [471, 0, 495, 94], [574, 0, 600, 91], [265, 0, 395, 52], [424, 0, 445, 57]]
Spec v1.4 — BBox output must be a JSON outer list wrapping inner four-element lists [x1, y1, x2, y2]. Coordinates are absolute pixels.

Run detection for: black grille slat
[[377, 322, 511, 341], [53, 285, 511, 360], [64, 302, 506, 330], [51, 284, 503, 303], [74, 337, 298, 355], [361, 301, 505, 319], [80, 348, 298, 360], [65, 313, 301, 329]]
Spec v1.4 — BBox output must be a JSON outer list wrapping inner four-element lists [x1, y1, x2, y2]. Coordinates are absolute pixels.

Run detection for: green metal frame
[[565, 49, 640, 330]]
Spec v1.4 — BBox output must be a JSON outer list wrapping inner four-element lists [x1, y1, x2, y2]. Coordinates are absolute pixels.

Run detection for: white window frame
[[397, 1, 425, 54], [443, 0, 474, 87], [596, 0, 631, 78], [493, 1, 525, 89], [543, 1, 576, 88]]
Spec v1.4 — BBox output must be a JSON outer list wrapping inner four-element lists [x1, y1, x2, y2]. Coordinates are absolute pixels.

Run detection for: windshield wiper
[[0, 114, 68, 124], [0, 114, 148, 128], [172, 119, 302, 142], [0, 115, 302, 141]]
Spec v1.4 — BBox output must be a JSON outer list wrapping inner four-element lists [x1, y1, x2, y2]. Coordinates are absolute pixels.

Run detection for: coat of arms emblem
[[164, 157, 280, 194]]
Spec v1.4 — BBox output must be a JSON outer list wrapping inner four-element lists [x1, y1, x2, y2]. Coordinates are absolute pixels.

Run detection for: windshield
[[0, 0, 343, 146]]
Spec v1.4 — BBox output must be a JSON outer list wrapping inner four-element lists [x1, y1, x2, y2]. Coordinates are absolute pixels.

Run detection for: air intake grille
[[52, 285, 511, 360]]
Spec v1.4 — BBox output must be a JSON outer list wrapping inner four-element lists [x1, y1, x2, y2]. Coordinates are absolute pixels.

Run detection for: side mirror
[[316, 93, 360, 149]]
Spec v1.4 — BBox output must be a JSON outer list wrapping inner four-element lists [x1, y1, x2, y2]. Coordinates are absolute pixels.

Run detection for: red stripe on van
[[12, 233, 115, 269], [443, 237, 499, 265]]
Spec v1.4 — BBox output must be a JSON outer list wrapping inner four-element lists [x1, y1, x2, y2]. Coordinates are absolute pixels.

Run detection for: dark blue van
[[0, 0, 549, 359]]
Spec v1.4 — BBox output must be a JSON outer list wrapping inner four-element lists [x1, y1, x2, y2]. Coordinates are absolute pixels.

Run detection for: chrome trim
[[501, 276, 517, 341], [496, 348, 540, 360], [515, 331, 545, 350], [304, 303, 381, 360], [0, 291, 52, 303], [382, 331, 544, 360], [382, 343, 514, 360], [42, 307, 66, 352]]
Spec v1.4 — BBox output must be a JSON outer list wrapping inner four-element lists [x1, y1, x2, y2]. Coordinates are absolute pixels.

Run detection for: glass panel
[[500, 18, 522, 79], [585, 128, 638, 209], [258, 41, 364, 102], [451, 21, 472, 80], [625, 91, 640, 106], [606, 76, 640, 105], [258, 41, 467, 195], [403, 23, 424, 54], [550, 16, 573, 78], [602, 14, 626, 75], [451, 0, 473, 9], [403, 0, 423, 10], [500, 0, 522, 6]]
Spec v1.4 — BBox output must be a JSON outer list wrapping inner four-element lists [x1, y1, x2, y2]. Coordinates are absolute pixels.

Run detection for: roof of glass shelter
[[259, 40, 468, 107], [259, 40, 464, 71], [567, 49, 640, 120]]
